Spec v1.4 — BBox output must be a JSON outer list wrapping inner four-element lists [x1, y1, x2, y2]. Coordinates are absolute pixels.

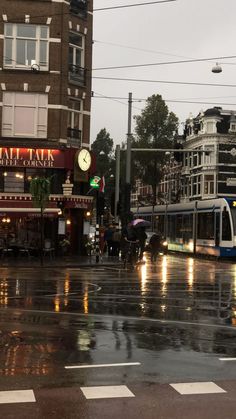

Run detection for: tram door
[[215, 212, 220, 247]]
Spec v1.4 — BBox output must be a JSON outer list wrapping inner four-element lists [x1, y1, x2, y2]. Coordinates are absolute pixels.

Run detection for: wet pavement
[[1, 254, 236, 417]]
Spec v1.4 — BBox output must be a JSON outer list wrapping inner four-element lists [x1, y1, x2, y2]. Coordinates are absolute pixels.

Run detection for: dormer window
[[231, 123, 236, 132]]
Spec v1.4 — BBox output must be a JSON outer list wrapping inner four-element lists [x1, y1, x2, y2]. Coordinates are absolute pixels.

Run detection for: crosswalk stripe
[[170, 382, 226, 395], [0, 390, 36, 404], [80, 385, 135, 399], [65, 362, 141, 369]]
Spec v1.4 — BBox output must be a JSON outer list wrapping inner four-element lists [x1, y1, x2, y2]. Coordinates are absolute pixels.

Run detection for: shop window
[[4, 171, 24, 193], [4, 23, 49, 70], [2, 92, 48, 138]]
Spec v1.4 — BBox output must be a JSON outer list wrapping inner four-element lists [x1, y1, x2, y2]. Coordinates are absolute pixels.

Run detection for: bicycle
[[123, 239, 139, 270]]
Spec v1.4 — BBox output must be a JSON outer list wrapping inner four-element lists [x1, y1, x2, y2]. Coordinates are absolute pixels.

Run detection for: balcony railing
[[70, 0, 88, 18], [67, 127, 82, 148], [68, 64, 86, 86]]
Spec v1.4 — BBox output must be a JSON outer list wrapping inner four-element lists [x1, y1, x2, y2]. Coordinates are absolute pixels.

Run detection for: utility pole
[[114, 144, 120, 223], [125, 92, 132, 222]]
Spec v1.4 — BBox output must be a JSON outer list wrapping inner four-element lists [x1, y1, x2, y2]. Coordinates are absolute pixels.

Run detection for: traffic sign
[[90, 176, 101, 189]]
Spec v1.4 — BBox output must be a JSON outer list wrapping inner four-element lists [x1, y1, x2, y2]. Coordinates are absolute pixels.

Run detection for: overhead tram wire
[[94, 0, 177, 11], [0, 0, 177, 23], [92, 76, 236, 89], [92, 95, 236, 107], [92, 54, 236, 71], [92, 91, 143, 111]]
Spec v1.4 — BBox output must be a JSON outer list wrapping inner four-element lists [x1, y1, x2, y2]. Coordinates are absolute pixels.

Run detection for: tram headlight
[[162, 241, 168, 247]]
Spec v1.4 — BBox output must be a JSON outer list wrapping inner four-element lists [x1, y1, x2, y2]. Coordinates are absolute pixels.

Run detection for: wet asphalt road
[[1, 254, 236, 417]]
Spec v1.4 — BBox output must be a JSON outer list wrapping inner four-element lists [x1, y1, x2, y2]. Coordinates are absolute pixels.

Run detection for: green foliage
[[91, 128, 114, 176], [30, 177, 51, 210], [133, 94, 179, 202]]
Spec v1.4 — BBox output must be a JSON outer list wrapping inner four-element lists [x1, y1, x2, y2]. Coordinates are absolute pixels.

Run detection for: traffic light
[[173, 142, 183, 163]]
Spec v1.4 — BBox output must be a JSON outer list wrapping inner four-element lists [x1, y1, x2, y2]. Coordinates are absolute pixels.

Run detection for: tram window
[[198, 212, 214, 240], [156, 214, 165, 235], [183, 214, 193, 243], [222, 211, 232, 241], [230, 208, 236, 236], [168, 215, 176, 240], [176, 214, 183, 237]]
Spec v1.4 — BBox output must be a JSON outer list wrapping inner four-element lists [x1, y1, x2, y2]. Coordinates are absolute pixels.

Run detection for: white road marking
[[219, 358, 236, 361], [80, 385, 135, 399], [0, 390, 36, 404], [170, 382, 226, 395], [65, 362, 141, 369]]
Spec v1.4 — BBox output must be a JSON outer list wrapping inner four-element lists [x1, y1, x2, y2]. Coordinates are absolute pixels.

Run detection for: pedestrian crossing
[[0, 381, 230, 405]]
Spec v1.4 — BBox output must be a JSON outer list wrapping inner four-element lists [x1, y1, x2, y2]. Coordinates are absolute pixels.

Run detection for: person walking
[[104, 225, 114, 256], [149, 233, 161, 262]]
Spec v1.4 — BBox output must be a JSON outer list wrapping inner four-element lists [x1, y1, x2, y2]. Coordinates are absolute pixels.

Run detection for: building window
[[206, 121, 215, 134], [2, 92, 48, 138], [230, 123, 236, 132], [204, 174, 214, 195], [67, 99, 82, 147], [70, 0, 88, 18], [4, 23, 49, 70], [68, 32, 85, 86], [204, 145, 215, 165]]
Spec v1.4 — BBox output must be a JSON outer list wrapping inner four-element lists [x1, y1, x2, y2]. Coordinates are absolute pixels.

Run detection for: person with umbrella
[[130, 219, 150, 261]]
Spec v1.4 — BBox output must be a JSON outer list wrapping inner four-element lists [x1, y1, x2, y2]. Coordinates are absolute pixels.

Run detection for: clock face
[[78, 149, 92, 171]]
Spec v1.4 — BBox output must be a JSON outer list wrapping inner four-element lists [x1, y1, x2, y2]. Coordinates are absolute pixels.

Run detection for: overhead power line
[[94, 0, 177, 11], [92, 95, 236, 107], [92, 54, 236, 71], [93, 76, 236, 88]]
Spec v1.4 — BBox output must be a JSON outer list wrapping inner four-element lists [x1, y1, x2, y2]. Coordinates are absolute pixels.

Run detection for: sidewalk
[[0, 254, 122, 268]]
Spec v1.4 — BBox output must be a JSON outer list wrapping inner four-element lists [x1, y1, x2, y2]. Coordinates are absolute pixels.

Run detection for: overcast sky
[[91, 0, 236, 145]]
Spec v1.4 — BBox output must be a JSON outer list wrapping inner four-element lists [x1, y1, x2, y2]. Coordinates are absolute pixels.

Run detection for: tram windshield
[[230, 208, 236, 235]]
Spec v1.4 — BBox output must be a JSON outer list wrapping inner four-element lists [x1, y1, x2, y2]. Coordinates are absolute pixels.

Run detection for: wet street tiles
[[170, 382, 226, 395], [0, 390, 36, 404], [80, 385, 135, 399]]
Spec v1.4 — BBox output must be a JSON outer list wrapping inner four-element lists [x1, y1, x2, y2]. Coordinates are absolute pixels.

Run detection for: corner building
[[0, 0, 93, 254]]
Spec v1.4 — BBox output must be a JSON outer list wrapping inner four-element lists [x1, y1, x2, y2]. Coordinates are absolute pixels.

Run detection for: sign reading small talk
[[0, 147, 63, 168]]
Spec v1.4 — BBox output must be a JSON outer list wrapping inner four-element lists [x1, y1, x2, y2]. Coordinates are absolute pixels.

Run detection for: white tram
[[133, 198, 236, 257]]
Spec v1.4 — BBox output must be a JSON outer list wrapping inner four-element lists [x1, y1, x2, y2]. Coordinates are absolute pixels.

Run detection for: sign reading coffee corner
[[0, 147, 65, 169]]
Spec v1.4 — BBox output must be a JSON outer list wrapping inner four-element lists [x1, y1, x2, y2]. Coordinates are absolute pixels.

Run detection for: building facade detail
[[0, 0, 93, 255]]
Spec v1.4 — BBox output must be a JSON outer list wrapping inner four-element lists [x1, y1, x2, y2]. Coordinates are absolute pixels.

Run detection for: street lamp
[[212, 62, 222, 73]]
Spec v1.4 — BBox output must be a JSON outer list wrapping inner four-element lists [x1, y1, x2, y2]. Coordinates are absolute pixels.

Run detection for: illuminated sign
[[232, 201, 236, 207], [90, 176, 101, 189], [0, 147, 64, 168]]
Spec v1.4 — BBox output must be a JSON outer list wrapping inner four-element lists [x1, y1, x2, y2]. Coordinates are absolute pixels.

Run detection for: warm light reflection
[[188, 241, 194, 252], [83, 283, 89, 314], [54, 296, 60, 312], [0, 278, 8, 307], [161, 256, 168, 288], [188, 258, 194, 289], [64, 272, 70, 307], [161, 304, 166, 312]]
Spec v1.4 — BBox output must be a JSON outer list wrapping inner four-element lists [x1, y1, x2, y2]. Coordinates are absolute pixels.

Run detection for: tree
[[91, 128, 114, 176], [133, 94, 179, 204], [30, 177, 51, 266]]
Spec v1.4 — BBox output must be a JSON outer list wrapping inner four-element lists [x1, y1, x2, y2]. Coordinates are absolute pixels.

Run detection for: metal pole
[[114, 144, 120, 222], [96, 189, 100, 263], [126, 92, 132, 184], [125, 92, 132, 220]]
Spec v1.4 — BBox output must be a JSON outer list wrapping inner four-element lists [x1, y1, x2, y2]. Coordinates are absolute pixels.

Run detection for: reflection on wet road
[[1, 254, 236, 389]]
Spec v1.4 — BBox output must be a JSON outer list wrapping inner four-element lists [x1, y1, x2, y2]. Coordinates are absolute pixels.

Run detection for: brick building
[[0, 0, 93, 255]]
